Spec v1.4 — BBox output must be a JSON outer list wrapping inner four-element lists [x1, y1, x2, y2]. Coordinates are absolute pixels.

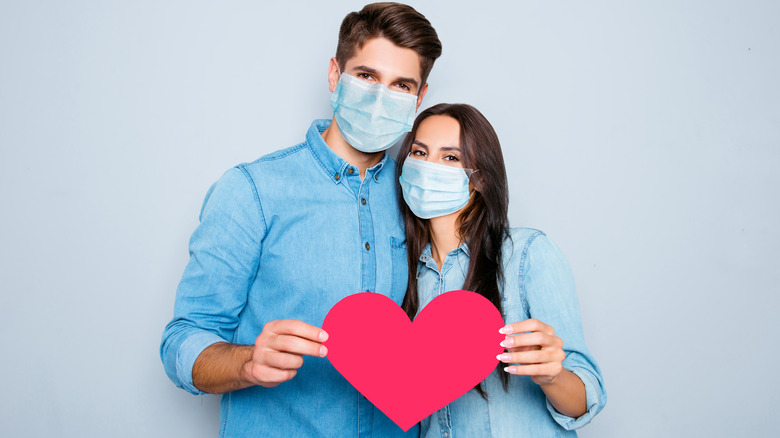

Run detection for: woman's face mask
[[399, 156, 475, 219]]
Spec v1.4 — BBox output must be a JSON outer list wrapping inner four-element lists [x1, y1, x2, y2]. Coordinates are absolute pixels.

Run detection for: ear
[[416, 82, 429, 110], [328, 57, 341, 92], [468, 171, 484, 193]]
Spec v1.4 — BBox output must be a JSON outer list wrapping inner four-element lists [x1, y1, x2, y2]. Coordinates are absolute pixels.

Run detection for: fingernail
[[504, 366, 516, 374], [319, 346, 328, 357], [319, 331, 329, 342], [498, 326, 512, 334], [500, 338, 513, 348], [496, 353, 511, 362]]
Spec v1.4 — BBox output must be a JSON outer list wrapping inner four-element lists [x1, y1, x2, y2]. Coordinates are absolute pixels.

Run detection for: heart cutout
[[323, 290, 505, 431]]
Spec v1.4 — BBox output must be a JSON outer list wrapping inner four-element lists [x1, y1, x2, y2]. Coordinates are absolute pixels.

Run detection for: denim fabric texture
[[416, 228, 607, 437], [160, 119, 417, 438]]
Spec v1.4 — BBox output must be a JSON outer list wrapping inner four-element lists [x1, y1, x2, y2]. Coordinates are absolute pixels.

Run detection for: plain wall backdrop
[[1, 1, 778, 436]]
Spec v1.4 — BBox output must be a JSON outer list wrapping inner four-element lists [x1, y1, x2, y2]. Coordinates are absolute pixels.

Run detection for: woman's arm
[[497, 231, 606, 428]]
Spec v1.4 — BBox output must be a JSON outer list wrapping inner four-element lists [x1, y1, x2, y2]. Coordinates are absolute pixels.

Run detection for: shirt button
[[348, 167, 354, 174], [361, 198, 366, 205], [334, 174, 340, 180], [365, 242, 370, 250]]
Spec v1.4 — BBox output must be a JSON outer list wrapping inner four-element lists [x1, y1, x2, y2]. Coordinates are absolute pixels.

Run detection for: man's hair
[[336, 2, 442, 88]]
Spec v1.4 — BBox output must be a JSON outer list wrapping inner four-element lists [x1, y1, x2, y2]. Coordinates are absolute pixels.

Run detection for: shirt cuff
[[546, 366, 606, 430], [176, 331, 226, 395]]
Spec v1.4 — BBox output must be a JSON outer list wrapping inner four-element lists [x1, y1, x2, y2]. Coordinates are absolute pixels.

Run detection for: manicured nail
[[498, 326, 513, 334], [500, 338, 513, 348], [504, 366, 516, 374], [319, 331, 329, 342], [319, 346, 328, 357], [496, 353, 511, 362]]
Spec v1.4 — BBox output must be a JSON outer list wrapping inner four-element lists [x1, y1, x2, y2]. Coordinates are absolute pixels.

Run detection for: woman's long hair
[[396, 103, 510, 397]]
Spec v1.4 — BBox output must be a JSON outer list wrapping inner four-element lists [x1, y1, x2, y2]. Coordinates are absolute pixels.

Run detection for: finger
[[508, 345, 541, 353], [499, 318, 554, 336], [267, 319, 328, 343], [497, 348, 566, 365], [500, 332, 556, 349], [269, 334, 328, 357], [247, 363, 297, 386], [261, 350, 306, 370], [503, 363, 562, 377]]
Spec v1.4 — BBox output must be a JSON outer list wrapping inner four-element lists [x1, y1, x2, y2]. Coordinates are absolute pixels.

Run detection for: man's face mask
[[330, 73, 418, 153]]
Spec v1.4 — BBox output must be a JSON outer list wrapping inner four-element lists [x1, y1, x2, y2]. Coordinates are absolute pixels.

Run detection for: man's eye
[[357, 73, 373, 80], [397, 83, 410, 91]]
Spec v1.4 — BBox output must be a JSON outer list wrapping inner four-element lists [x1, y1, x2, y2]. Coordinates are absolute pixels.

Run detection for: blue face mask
[[330, 73, 418, 153], [399, 157, 474, 219]]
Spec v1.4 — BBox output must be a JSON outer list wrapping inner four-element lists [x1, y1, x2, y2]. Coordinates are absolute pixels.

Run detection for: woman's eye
[[444, 155, 460, 161], [411, 150, 426, 156]]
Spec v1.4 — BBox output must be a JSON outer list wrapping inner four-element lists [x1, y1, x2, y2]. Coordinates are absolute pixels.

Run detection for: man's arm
[[161, 168, 266, 394], [192, 320, 329, 394]]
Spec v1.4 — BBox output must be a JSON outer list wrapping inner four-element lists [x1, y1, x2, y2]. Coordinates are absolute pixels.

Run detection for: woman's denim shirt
[[415, 228, 606, 437]]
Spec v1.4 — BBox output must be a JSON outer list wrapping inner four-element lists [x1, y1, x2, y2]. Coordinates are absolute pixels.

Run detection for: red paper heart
[[322, 290, 505, 431]]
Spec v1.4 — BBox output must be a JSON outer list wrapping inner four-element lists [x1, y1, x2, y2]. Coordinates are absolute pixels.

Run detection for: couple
[[161, 3, 606, 437]]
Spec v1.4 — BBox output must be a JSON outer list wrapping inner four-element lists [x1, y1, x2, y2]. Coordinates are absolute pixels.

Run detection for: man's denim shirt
[[416, 229, 607, 437], [161, 120, 415, 437]]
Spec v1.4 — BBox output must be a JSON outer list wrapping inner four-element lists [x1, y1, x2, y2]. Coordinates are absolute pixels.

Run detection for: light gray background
[[1, 1, 778, 436]]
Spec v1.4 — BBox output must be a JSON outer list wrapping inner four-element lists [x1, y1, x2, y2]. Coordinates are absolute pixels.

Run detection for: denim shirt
[[160, 120, 417, 438], [416, 228, 606, 437]]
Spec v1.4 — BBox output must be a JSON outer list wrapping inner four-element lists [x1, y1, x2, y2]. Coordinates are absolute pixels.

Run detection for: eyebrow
[[412, 140, 428, 149], [352, 65, 420, 91], [412, 140, 460, 152]]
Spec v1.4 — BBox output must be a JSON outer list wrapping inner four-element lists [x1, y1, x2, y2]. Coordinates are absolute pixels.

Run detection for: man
[[161, 3, 442, 437]]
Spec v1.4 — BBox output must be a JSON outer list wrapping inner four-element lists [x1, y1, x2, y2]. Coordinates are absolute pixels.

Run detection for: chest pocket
[[389, 236, 409, 304]]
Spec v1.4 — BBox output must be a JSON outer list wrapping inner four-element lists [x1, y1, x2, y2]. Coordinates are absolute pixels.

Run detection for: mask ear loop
[[465, 169, 481, 195]]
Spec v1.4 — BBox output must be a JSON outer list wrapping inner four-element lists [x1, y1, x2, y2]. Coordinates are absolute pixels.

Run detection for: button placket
[[357, 173, 376, 293]]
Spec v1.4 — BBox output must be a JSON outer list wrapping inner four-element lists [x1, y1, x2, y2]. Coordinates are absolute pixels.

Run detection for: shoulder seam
[[234, 165, 268, 236], [259, 142, 307, 162], [239, 142, 308, 168]]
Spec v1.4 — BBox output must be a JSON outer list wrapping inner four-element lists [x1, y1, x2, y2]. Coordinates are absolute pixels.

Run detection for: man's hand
[[192, 319, 328, 394], [242, 319, 329, 387]]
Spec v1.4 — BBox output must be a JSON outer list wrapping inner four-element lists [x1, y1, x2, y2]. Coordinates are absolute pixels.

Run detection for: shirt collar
[[418, 240, 471, 273], [306, 119, 390, 185]]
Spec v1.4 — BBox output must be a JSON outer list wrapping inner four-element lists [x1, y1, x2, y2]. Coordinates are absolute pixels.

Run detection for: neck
[[321, 116, 384, 179], [428, 211, 462, 270]]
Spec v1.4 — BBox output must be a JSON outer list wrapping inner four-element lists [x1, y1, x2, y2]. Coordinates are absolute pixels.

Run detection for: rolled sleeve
[[160, 166, 265, 394], [546, 365, 607, 429], [163, 329, 226, 395]]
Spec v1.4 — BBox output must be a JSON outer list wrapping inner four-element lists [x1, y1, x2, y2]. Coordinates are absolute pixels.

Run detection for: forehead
[[415, 115, 461, 148], [344, 37, 422, 84]]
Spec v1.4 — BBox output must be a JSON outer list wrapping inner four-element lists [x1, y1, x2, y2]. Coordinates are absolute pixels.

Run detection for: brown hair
[[336, 3, 442, 88], [396, 103, 511, 398]]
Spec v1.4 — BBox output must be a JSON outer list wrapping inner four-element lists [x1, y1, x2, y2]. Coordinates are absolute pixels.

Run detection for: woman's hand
[[497, 318, 566, 386]]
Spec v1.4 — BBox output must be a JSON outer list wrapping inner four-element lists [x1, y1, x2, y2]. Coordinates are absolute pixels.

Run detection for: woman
[[396, 104, 606, 436]]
